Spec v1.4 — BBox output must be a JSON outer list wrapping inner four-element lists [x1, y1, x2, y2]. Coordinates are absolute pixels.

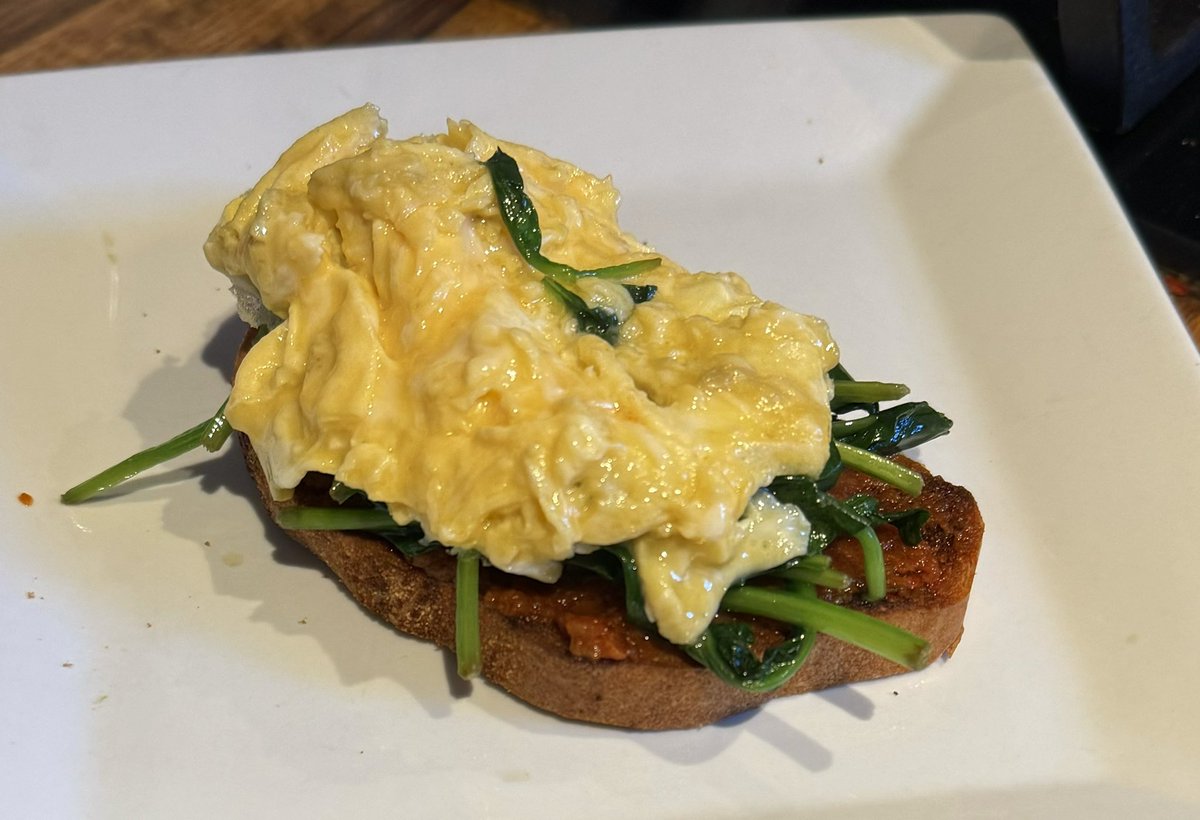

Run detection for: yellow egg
[[204, 105, 839, 645]]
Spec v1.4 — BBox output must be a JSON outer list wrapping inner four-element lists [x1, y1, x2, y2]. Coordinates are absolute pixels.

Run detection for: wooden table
[[3, 0, 1198, 346], [0, 0, 564, 74]]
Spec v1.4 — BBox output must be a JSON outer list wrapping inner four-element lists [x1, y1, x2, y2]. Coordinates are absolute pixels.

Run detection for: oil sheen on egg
[[205, 105, 839, 645]]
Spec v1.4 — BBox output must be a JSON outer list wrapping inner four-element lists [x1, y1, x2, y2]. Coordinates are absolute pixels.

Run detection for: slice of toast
[[234, 357, 983, 729]]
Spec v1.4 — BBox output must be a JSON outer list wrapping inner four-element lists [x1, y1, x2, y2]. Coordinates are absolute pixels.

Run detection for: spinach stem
[[200, 409, 233, 452], [328, 481, 360, 504], [582, 257, 662, 279], [854, 526, 887, 601], [773, 561, 853, 591], [722, 586, 930, 669], [484, 148, 659, 344], [61, 401, 229, 504], [831, 414, 879, 438], [832, 380, 909, 404], [456, 551, 482, 679], [277, 506, 398, 531], [835, 442, 924, 496]]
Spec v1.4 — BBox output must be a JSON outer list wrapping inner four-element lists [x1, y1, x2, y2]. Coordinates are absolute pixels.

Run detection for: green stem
[[456, 551, 482, 679], [200, 408, 232, 452], [722, 585, 930, 670], [854, 526, 887, 601], [484, 148, 661, 344], [327, 481, 361, 504], [831, 414, 879, 438], [485, 149, 660, 285], [832, 380, 909, 404], [61, 400, 229, 504], [581, 257, 662, 279], [772, 561, 853, 591], [835, 442, 924, 496], [542, 277, 619, 343], [277, 506, 398, 531]]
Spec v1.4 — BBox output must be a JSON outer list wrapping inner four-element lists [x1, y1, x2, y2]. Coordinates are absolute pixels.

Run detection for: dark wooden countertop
[[0, 0, 563, 75]]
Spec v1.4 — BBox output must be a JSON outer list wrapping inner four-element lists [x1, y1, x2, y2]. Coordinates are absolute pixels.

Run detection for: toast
[[237, 336, 984, 730]]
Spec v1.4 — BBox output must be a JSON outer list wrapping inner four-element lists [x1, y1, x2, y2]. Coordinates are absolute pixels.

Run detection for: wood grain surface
[[1, 0, 1196, 346], [0, 0, 563, 74]]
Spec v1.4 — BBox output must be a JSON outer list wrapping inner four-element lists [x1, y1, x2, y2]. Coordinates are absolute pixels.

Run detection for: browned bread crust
[[234, 336, 984, 730]]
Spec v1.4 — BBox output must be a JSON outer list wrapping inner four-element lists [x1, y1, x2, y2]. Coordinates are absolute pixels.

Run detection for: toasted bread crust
[[233, 334, 983, 729]]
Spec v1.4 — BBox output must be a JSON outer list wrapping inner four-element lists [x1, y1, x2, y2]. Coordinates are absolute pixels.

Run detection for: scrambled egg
[[205, 105, 839, 644]]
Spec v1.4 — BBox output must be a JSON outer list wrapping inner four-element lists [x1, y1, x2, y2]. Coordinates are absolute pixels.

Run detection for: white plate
[[3, 15, 1199, 818]]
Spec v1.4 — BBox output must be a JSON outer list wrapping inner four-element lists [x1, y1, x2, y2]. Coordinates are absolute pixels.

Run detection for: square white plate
[[3, 15, 1199, 818]]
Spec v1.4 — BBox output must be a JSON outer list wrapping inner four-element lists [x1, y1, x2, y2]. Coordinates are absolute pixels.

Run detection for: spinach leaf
[[815, 440, 843, 491], [563, 550, 623, 583], [833, 401, 953, 455], [840, 495, 930, 546], [768, 476, 929, 550], [767, 475, 874, 553], [766, 475, 892, 599], [484, 149, 661, 281], [378, 528, 442, 558], [484, 149, 661, 343], [566, 546, 652, 630], [568, 547, 819, 692], [328, 480, 365, 504], [623, 283, 658, 303], [828, 363, 854, 381], [485, 149, 576, 281], [684, 621, 816, 693], [606, 545, 652, 630], [543, 277, 620, 344]]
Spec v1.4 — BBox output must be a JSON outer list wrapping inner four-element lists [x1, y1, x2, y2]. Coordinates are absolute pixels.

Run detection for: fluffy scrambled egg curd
[[205, 105, 839, 645]]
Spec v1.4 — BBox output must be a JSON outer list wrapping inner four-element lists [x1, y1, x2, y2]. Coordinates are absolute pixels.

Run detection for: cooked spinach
[[60, 401, 231, 504], [685, 620, 816, 693], [485, 148, 661, 342], [833, 401, 953, 455], [275, 505, 437, 557]]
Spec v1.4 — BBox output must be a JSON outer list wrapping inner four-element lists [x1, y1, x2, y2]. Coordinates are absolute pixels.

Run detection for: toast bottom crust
[[237, 434, 983, 730]]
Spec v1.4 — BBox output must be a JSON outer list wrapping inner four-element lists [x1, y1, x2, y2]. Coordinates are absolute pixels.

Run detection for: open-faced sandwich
[[64, 105, 983, 730]]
